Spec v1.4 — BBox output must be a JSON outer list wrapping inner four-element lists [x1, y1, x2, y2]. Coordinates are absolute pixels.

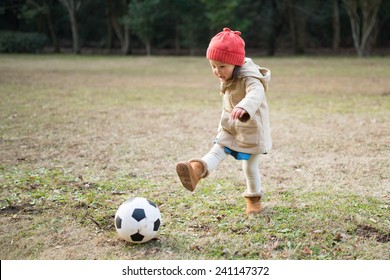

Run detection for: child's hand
[[231, 107, 247, 120]]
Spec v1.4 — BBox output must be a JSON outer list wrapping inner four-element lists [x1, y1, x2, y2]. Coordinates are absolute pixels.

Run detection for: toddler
[[176, 28, 271, 215]]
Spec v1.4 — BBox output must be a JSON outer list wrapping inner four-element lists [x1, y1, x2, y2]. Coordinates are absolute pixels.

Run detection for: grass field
[[0, 54, 389, 260]]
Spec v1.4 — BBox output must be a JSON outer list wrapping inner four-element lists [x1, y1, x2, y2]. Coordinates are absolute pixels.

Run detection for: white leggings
[[201, 144, 262, 197]]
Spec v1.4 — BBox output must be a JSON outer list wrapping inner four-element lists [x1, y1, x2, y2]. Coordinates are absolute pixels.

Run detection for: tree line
[[1, 0, 389, 57]]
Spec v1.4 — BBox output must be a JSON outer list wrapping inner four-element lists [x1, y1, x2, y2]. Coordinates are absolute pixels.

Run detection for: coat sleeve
[[236, 77, 265, 122]]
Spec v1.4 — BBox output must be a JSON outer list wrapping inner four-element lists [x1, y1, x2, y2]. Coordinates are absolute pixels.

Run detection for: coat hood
[[238, 58, 271, 92]]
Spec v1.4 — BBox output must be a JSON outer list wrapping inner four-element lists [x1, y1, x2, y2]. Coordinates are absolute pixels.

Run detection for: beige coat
[[215, 58, 272, 155]]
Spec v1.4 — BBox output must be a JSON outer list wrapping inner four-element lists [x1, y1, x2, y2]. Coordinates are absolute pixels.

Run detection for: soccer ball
[[114, 197, 162, 243]]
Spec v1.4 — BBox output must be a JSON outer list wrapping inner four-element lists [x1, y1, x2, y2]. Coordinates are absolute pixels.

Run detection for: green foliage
[[125, 0, 163, 46], [0, 0, 388, 55], [0, 31, 48, 53]]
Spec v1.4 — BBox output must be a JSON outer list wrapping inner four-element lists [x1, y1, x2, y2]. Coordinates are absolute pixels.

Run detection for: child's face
[[209, 60, 235, 82]]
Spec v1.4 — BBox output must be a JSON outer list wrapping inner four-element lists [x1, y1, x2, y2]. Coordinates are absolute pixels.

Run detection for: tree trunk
[[342, 0, 382, 57], [332, 0, 340, 52], [286, 0, 297, 52], [27, 0, 60, 52], [46, 7, 60, 52], [146, 41, 151, 56], [69, 10, 80, 54], [59, 0, 81, 54], [267, 0, 278, 56], [121, 0, 131, 55], [286, 0, 305, 54], [267, 0, 286, 56], [110, 15, 131, 55], [295, 8, 306, 54], [111, 15, 124, 48], [105, 5, 113, 51], [123, 24, 130, 55], [107, 0, 131, 55], [175, 22, 180, 55]]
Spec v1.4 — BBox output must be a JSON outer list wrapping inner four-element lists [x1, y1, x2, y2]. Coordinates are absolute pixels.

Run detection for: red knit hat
[[206, 27, 245, 66]]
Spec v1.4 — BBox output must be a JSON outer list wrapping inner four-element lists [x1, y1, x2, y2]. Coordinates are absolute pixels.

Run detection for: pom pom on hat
[[206, 27, 245, 66]]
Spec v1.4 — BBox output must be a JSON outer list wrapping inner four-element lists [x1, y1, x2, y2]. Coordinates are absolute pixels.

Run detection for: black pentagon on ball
[[132, 208, 146, 222], [147, 199, 157, 208], [131, 232, 144, 242], [154, 218, 161, 231], [115, 216, 122, 229]]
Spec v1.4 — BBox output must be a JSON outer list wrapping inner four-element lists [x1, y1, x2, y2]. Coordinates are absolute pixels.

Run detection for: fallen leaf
[[334, 232, 347, 242], [302, 247, 312, 256]]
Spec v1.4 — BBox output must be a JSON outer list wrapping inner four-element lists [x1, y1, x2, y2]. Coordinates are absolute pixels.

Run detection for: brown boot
[[245, 196, 263, 215], [176, 160, 207, 192]]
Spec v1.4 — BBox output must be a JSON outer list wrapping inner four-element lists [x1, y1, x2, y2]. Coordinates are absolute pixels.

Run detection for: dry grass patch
[[0, 55, 389, 259]]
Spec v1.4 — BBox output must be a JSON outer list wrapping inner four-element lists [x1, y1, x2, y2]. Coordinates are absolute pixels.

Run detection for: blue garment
[[223, 146, 251, 160]]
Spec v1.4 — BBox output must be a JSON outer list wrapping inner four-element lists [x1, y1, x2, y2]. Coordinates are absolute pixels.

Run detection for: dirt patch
[[356, 225, 390, 243], [0, 204, 49, 215]]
